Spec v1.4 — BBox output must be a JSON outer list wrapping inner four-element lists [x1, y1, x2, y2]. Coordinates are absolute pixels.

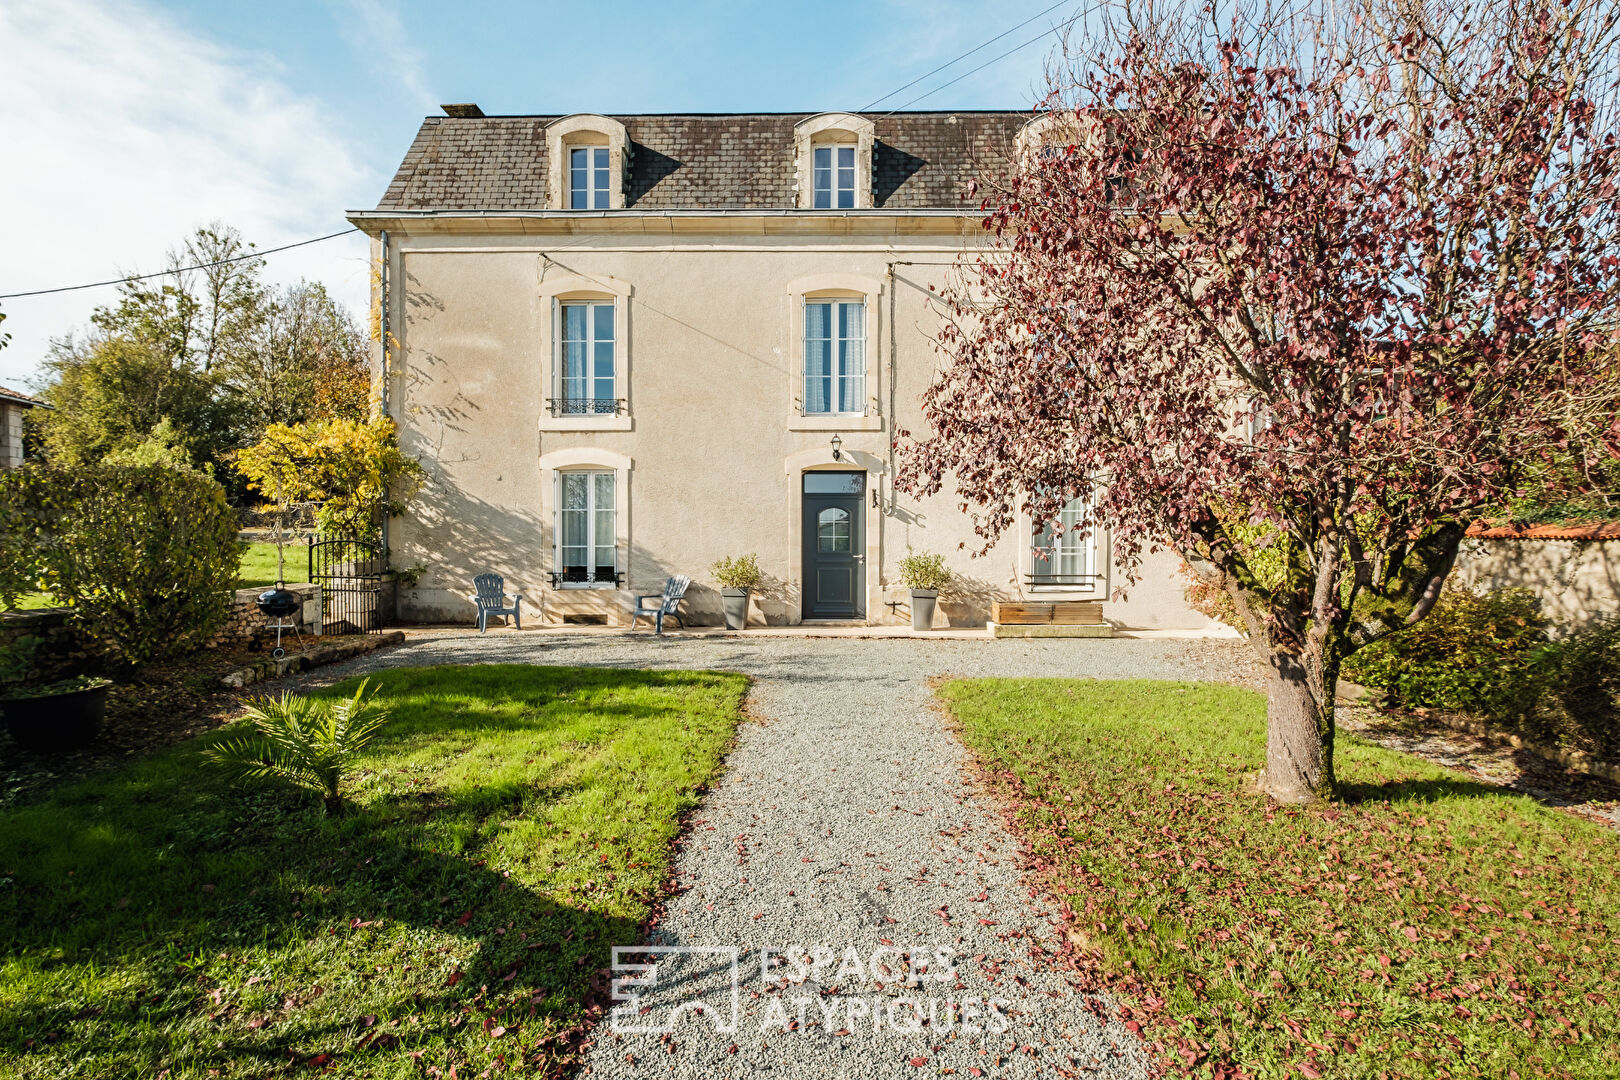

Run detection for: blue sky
[[0, 0, 1071, 387]]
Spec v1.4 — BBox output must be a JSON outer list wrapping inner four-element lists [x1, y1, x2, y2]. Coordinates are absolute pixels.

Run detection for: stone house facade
[[349, 107, 1220, 631]]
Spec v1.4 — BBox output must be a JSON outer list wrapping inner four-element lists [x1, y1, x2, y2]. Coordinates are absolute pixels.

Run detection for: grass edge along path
[[0, 664, 749, 1079], [939, 678, 1620, 1080]]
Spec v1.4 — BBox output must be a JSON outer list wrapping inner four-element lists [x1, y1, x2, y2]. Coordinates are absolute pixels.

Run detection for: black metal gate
[[307, 535, 387, 635]]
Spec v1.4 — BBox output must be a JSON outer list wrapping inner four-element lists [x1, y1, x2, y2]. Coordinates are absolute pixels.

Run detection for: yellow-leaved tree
[[234, 417, 423, 542]]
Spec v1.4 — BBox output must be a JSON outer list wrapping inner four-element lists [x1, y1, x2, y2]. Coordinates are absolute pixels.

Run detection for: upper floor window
[[555, 300, 617, 415], [570, 147, 610, 209], [1031, 499, 1097, 587], [813, 145, 856, 209], [803, 299, 865, 415]]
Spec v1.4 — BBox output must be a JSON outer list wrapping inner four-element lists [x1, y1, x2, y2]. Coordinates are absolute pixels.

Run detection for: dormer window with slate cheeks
[[794, 113, 874, 210], [545, 115, 630, 210]]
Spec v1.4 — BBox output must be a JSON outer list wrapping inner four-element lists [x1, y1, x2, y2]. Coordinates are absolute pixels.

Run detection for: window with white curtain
[[557, 300, 616, 415], [1031, 499, 1096, 585], [557, 471, 616, 586], [569, 146, 610, 209], [803, 299, 865, 415], [812, 144, 856, 208]]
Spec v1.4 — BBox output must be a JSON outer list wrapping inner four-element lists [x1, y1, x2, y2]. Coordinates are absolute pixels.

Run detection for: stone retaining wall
[[208, 584, 323, 649], [0, 608, 97, 681]]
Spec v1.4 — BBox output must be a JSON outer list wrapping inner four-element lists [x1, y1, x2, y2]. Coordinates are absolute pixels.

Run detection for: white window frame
[[554, 298, 617, 415], [812, 144, 857, 209], [801, 298, 867, 416], [569, 146, 611, 210], [555, 469, 618, 588], [1030, 498, 1099, 591]]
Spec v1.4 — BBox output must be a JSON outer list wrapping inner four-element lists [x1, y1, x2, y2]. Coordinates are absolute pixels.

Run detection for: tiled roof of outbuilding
[[374, 112, 1028, 212], [1467, 520, 1620, 540], [0, 385, 47, 408]]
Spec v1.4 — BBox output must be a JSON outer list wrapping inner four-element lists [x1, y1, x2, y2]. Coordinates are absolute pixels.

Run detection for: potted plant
[[0, 635, 113, 751], [898, 549, 953, 631], [712, 554, 763, 630]]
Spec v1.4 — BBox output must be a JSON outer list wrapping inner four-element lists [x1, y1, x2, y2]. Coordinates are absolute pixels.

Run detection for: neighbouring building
[[0, 386, 46, 470], [349, 106, 1222, 631]]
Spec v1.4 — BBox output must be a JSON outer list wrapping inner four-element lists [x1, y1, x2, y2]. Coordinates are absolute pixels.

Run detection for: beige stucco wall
[[1454, 538, 1620, 631], [373, 217, 1220, 631]]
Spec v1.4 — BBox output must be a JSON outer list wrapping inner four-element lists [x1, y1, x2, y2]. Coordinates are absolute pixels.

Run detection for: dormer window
[[570, 147, 611, 209], [794, 113, 875, 210], [813, 145, 856, 209], [546, 115, 630, 210]]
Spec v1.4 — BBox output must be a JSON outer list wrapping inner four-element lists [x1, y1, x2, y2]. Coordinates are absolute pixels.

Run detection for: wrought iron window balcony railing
[[1023, 572, 1104, 587], [547, 397, 625, 417], [550, 569, 625, 588]]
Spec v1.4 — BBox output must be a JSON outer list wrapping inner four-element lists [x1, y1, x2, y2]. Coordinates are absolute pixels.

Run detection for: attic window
[[813, 145, 856, 208], [570, 147, 611, 209]]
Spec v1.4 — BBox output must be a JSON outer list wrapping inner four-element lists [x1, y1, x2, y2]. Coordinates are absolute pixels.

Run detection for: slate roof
[[374, 112, 1028, 212]]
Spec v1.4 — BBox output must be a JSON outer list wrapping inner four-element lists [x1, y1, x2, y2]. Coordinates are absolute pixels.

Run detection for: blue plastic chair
[[632, 575, 690, 634], [470, 573, 523, 632]]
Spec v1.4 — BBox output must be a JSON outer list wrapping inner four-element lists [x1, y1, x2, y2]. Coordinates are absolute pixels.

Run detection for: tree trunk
[[1259, 650, 1335, 804]]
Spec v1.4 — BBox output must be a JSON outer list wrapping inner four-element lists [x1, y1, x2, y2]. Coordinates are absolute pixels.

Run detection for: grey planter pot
[[721, 588, 751, 630], [910, 589, 939, 631]]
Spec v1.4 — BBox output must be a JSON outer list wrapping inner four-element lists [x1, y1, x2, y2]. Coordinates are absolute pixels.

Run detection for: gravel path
[[287, 631, 1258, 1078]]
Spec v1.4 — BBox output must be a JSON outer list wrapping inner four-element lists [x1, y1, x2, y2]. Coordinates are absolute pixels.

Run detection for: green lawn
[[940, 679, 1620, 1080], [237, 541, 292, 589], [5, 542, 289, 609], [0, 664, 748, 1078]]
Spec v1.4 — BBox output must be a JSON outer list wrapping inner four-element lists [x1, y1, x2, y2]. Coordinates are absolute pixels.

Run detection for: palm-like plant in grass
[[208, 680, 389, 814]]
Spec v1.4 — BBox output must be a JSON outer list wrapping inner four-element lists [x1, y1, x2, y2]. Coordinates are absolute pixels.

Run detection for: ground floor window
[[1031, 498, 1096, 586], [558, 470, 616, 585]]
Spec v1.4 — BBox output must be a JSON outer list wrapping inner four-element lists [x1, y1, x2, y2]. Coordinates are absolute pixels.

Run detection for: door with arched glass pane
[[801, 471, 865, 619]]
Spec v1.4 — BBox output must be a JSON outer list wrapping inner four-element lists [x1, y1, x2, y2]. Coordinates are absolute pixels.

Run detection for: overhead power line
[[872, 2, 1100, 120], [860, 0, 1074, 112], [0, 228, 362, 301]]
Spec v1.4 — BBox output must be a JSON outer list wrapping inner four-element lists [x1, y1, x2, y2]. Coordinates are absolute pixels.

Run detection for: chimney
[[441, 103, 485, 118]]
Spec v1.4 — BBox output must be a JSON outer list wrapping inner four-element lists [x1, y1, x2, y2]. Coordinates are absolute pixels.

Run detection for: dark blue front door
[[802, 471, 865, 619]]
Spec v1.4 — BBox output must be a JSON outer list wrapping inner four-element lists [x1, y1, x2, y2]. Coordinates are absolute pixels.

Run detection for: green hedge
[[1344, 585, 1620, 758], [0, 464, 243, 666]]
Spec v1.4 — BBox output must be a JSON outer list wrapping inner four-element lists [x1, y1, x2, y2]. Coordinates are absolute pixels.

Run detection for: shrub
[[1341, 584, 1552, 722], [1539, 616, 1620, 757], [711, 553, 763, 590], [0, 463, 243, 665], [234, 416, 423, 539], [897, 548, 953, 592], [207, 680, 390, 814]]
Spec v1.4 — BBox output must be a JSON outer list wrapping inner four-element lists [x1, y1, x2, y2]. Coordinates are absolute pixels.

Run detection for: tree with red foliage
[[899, 0, 1620, 802]]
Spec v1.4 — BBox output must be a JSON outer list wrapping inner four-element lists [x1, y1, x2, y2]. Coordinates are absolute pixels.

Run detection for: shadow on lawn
[[1, 780, 638, 1069], [1338, 774, 1508, 805]]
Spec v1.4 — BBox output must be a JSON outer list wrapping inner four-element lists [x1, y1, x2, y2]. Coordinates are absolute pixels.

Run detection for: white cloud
[[0, 0, 378, 387], [329, 0, 437, 112]]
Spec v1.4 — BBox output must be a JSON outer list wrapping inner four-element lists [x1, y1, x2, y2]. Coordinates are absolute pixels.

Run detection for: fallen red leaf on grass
[[909, 1057, 929, 1067]]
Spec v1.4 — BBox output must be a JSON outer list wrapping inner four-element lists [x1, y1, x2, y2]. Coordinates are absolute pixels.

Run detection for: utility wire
[[872, 2, 1099, 121], [0, 228, 361, 301], [3, 6, 1091, 301], [859, 0, 1074, 111]]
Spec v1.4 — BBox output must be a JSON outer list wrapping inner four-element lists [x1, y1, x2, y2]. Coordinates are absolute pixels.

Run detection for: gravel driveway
[[290, 631, 1257, 1078]]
